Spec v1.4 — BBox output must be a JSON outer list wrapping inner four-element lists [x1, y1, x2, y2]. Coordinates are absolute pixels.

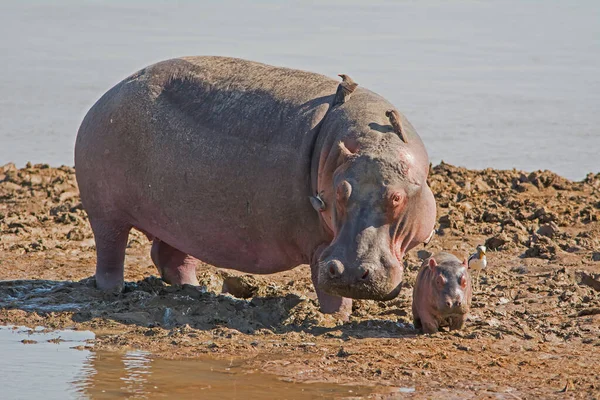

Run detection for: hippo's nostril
[[360, 270, 369, 280], [446, 300, 452, 307], [327, 260, 344, 279], [456, 300, 462, 307]]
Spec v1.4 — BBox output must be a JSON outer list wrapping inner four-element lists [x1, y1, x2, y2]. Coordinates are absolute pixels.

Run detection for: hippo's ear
[[333, 74, 358, 106], [385, 109, 407, 143], [338, 140, 359, 160], [309, 193, 326, 212], [428, 258, 438, 269]]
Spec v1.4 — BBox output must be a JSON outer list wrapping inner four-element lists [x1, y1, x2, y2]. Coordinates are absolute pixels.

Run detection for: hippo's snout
[[441, 295, 468, 314], [318, 257, 403, 301], [325, 260, 345, 279], [445, 299, 463, 308]]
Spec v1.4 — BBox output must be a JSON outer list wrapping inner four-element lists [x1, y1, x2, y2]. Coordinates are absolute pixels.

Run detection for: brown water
[[0, 326, 379, 400], [1, 1, 599, 179]]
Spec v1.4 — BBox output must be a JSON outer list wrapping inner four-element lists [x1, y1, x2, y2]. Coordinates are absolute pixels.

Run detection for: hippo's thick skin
[[75, 56, 436, 317]]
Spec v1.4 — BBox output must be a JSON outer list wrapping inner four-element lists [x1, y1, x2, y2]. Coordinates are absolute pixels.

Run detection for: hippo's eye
[[389, 191, 406, 209], [459, 274, 467, 288], [436, 275, 446, 288]]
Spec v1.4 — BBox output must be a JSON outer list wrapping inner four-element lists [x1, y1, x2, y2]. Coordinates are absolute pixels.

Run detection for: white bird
[[468, 245, 487, 290]]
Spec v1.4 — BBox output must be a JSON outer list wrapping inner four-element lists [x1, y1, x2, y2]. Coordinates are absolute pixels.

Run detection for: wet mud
[[1, 162, 599, 398]]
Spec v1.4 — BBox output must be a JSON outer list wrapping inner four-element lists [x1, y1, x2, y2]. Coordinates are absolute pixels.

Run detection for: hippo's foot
[[90, 217, 131, 292], [449, 314, 467, 331], [420, 317, 440, 334], [413, 317, 422, 330], [151, 239, 199, 286]]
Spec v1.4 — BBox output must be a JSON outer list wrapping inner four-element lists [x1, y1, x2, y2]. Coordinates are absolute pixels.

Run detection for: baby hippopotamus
[[412, 252, 472, 334]]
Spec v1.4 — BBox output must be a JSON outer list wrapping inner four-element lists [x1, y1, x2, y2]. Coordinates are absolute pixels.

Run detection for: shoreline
[[1, 161, 599, 397]]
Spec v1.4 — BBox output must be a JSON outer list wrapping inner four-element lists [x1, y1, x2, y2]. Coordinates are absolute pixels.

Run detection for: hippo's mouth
[[392, 239, 405, 263], [320, 279, 403, 301]]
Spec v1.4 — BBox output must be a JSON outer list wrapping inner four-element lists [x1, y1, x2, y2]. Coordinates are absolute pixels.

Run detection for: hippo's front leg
[[449, 314, 467, 331], [418, 314, 440, 334], [310, 245, 353, 320]]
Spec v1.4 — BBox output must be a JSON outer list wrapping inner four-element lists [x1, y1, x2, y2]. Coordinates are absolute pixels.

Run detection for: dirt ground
[[1, 161, 599, 399]]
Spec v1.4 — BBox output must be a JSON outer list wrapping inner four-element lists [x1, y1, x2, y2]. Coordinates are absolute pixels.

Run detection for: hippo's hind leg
[[89, 217, 132, 291], [151, 239, 199, 286]]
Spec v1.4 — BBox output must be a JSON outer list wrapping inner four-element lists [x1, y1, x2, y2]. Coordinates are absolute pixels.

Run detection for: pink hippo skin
[[412, 252, 472, 333], [75, 56, 437, 318]]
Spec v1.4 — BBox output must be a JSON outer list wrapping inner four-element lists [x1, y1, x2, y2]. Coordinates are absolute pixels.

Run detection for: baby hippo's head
[[428, 253, 472, 315]]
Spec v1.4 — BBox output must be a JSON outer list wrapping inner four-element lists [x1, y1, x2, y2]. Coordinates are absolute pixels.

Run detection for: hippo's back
[[75, 56, 338, 272]]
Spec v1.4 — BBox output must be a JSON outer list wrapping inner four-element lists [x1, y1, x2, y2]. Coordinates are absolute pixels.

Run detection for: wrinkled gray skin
[[412, 252, 472, 333], [75, 56, 436, 317]]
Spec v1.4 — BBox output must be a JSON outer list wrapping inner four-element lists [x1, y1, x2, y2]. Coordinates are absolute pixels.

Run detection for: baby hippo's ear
[[462, 257, 468, 268], [428, 258, 438, 268]]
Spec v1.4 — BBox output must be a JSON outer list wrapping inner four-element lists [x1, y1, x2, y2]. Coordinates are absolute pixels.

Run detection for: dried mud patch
[[1, 162, 600, 398]]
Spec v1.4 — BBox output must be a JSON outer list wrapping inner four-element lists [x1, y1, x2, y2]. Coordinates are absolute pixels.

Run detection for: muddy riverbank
[[1, 162, 599, 398]]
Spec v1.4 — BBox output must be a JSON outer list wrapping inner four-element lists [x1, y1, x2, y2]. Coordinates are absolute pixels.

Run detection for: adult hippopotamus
[[75, 56, 436, 317]]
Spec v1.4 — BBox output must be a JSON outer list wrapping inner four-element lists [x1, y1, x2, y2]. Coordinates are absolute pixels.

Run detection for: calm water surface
[[0, 326, 378, 400], [0, 1, 598, 179]]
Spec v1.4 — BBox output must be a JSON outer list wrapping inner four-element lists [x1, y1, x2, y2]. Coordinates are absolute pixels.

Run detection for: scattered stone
[[579, 272, 600, 292], [417, 250, 432, 260], [485, 234, 508, 251], [222, 275, 260, 299], [537, 222, 560, 238], [511, 265, 529, 274], [66, 228, 85, 241]]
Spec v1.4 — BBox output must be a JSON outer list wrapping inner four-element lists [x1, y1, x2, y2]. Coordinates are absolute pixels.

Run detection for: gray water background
[[0, 0, 598, 180]]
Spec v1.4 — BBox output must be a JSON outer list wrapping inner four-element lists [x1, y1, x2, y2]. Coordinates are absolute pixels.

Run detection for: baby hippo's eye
[[459, 274, 467, 288]]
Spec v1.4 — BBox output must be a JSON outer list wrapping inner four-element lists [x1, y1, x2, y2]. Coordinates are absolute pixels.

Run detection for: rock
[[0, 181, 22, 191], [523, 243, 556, 260], [59, 191, 78, 202], [438, 215, 451, 229], [485, 234, 508, 251], [592, 252, 600, 262], [29, 174, 43, 185], [482, 210, 500, 223], [473, 177, 491, 191], [579, 272, 600, 292], [417, 250, 432, 260], [537, 222, 560, 238], [514, 182, 538, 193], [222, 275, 260, 299], [1, 162, 17, 173], [66, 228, 85, 241], [511, 265, 529, 274]]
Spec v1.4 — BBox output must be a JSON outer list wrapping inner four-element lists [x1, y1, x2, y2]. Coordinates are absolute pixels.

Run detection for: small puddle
[[0, 326, 377, 399]]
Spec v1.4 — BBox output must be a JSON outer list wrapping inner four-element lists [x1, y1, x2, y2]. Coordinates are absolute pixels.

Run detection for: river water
[[0, 326, 378, 399], [0, 1, 598, 179]]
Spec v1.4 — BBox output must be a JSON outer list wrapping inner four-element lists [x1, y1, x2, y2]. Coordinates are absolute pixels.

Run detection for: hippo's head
[[427, 256, 471, 315], [313, 101, 436, 301]]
